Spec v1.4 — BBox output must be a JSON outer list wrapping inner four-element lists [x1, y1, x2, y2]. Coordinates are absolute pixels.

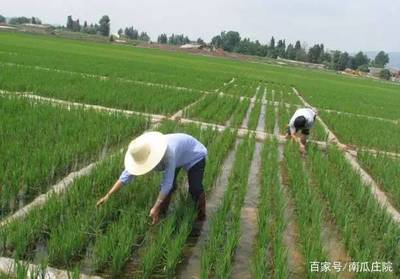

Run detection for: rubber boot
[[196, 192, 206, 222], [190, 192, 206, 237]]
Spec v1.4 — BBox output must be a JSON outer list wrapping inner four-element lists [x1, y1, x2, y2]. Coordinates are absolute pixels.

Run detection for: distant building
[[180, 43, 202, 49]]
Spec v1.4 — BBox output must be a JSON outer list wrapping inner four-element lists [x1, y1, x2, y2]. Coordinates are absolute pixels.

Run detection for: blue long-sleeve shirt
[[119, 133, 207, 195]]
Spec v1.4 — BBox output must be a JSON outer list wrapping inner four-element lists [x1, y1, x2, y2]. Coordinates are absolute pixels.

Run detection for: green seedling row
[[264, 103, 277, 134], [230, 99, 250, 128], [0, 96, 148, 219], [200, 136, 256, 278], [0, 64, 201, 115], [251, 139, 288, 278], [184, 94, 240, 125], [307, 145, 400, 278], [283, 143, 329, 278], [247, 100, 262, 130], [358, 152, 400, 212], [320, 112, 400, 152]]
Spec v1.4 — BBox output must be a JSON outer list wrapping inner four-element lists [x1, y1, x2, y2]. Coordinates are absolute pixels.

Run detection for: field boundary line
[[0, 90, 166, 123], [292, 87, 400, 224], [0, 62, 212, 94], [3, 89, 396, 158], [0, 161, 99, 228], [170, 94, 207, 120], [0, 257, 102, 279], [214, 77, 236, 93]]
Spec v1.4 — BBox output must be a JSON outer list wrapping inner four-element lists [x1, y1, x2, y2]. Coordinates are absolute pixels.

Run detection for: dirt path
[[0, 257, 102, 279], [231, 141, 262, 279], [256, 88, 267, 132], [177, 140, 240, 278]]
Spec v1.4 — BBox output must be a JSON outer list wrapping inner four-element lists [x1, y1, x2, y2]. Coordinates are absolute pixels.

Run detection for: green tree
[[222, 31, 241, 52], [157, 33, 168, 44], [286, 43, 296, 60], [307, 44, 324, 63], [139, 32, 150, 42], [337, 52, 350, 70], [99, 15, 110, 36], [66, 16, 73, 30], [374, 51, 389, 68], [276, 39, 286, 58], [354, 51, 370, 69], [124, 27, 138, 40], [379, 69, 391, 80], [197, 38, 205, 45], [211, 35, 223, 48], [331, 50, 341, 70], [0, 15, 5, 23]]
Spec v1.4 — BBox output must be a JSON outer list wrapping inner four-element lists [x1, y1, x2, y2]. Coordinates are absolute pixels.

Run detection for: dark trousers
[[169, 158, 206, 201]]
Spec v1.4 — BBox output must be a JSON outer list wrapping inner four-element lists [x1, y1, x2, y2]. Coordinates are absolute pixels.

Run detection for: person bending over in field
[[96, 132, 207, 227], [286, 107, 317, 153]]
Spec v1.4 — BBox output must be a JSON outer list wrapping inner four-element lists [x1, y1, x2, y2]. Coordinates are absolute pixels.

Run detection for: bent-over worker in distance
[[286, 107, 317, 153], [96, 132, 207, 226]]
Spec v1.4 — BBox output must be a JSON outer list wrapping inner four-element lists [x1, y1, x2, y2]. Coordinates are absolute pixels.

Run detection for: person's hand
[[149, 206, 160, 225], [96, 194, 109, 208]]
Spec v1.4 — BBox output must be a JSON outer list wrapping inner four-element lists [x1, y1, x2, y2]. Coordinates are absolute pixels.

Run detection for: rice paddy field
[[0, 31, 399, 278]]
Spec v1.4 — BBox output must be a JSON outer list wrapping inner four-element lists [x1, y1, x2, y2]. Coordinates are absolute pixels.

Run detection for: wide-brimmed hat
[[124, 131, 167, 176]]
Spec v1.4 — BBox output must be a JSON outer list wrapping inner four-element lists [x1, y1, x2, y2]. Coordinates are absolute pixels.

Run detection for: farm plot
[[0, 64, 202, 115], [265, 83, 302, 105], [320, 112, 400, 152], [307, 145, 400, 278], [183, 94, 242, 125], [0, 121, 236, 278], [0, 96, 148, 219], [0, 32, 231, 91], [200, 136, 256, 278], [219, 79, 258, 97], [358, 152, 400, 211]]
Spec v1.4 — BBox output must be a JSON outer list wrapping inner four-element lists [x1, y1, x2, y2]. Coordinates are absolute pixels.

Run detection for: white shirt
[[288, 108, 316, 134]]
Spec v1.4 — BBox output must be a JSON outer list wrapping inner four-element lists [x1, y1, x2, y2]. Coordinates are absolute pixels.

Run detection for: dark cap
[[294, 116, 306, 131]]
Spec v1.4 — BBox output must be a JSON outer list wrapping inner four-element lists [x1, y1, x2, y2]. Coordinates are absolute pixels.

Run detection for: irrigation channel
[[1, 84, 399, 278]]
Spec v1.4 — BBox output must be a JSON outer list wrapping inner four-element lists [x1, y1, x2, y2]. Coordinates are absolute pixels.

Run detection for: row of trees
[[0, 15, 42, 25], [117, 27, 150, 41], [66, 15, 110, 36], [210, 31, 390, 71], [157, 33, 190, 45]]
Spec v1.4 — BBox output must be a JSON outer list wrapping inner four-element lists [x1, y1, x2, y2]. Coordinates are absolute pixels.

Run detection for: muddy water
[[256, 102, 266, 132], [177, 140, 240, 278], [321, 220, 354, 279], [278, 144, 306, 278], [274, 107, 280, 137], [231, 141, 263, 279]]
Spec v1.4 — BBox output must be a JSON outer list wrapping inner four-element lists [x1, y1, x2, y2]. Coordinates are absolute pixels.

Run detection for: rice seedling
[[283, 142, 329, 278], [229, 98, 251, 128], [0, 64, 202, 115], [264, 103, 276, 134], [251, 139, 288, 278], [320, 112, 400, 152], [358, 152, 400, 210], [247, 100, 262, 130], [307, 145, 400, 278], [184, 94, 240, 125], [0, 96, 148, 219], [200, 136, 255, 278]]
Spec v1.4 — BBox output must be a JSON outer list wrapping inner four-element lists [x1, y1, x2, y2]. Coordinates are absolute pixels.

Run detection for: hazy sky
[[2, 0, 399, 52]]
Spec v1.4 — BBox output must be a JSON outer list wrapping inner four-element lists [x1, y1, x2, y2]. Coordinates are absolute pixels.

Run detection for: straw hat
[[124, 132, 167, 175]]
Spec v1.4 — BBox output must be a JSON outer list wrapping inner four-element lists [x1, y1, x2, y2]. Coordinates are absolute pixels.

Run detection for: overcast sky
[[2, 0, 399, 52]]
